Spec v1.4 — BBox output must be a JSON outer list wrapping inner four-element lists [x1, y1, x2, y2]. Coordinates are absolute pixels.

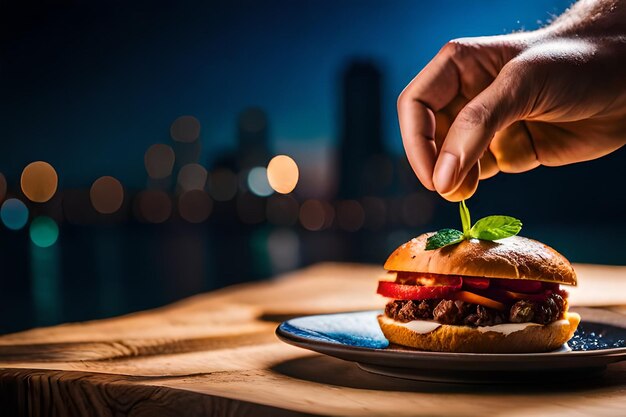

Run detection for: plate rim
[[276, 309, 626, 359]]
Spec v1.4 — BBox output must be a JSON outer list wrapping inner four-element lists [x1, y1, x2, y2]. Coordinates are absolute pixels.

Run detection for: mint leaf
[[469, 215, 522, 240], [459, 200, 471, 237], [425, 229, 464, 250]]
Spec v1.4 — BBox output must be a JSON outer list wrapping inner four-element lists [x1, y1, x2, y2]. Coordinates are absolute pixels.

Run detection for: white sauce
[[382, 316, 569, 336], [476, 319, 569, 335], [398, 319, 442, 334], [475, 322, 540, 335], [380, 316, 442, 333]]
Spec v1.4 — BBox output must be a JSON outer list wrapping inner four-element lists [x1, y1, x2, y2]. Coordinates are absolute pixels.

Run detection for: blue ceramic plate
[[276, 309, 626, 383]]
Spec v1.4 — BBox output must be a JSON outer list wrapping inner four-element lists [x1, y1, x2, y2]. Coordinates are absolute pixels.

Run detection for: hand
[[398, 0, 626, 201]]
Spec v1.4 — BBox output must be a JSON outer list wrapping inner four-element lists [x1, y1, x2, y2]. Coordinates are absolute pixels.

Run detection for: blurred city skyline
[[0, 57, 433, 232], [2, 0, 573, 188], [1, 0, 625, 335]]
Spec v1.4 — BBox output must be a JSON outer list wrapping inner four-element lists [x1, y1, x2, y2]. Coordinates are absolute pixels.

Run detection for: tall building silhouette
[[236, 107, 270, 170], [209, 106, 270, 172], [338, 60, 390, 198]]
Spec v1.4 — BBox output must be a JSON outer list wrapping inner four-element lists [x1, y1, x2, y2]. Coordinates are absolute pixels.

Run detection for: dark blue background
[[1, 0, 624, 334], [2, 0, 573, 185]]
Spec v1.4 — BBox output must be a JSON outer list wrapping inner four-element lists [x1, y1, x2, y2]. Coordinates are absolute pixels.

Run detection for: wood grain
[[0, 262, 624, 417]]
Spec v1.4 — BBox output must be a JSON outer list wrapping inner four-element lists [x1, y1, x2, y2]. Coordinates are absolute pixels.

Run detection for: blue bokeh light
[[29, 216, 59, 248], [247, 167, 274, 197], [1, 198, 29, 230]]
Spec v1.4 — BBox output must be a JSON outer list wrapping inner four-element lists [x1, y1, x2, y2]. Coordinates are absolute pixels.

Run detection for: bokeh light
[[145, 144, 175, 179], [268, 228, 300, 272], [170, 115, 201, 143], [336, 200, 365, 232], [177, 163, 208, 191], [136, 190, 172, 223], [267, 155, 299, 194], [266, 194, 299, 226], [90, 176, 124, 214], [247, 167, 273, 197], [21, 161, 58, 203], [0, 198, 29, 230], [178, 190, 212, 223], [208, 169, 238, 201], [299, 199, 326, 231], [29, 216, 59, 248], [321, 201, 335, 229], [237, 168, 250, 193], [0, 173, 6, 203]]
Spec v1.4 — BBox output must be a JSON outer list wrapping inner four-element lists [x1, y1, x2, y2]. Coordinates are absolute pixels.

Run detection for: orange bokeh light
[[267, 155, 299, 194], [178, 190, 212, 223], [0, 173, 6, 203], [177, 163, 207, 191], [137, 190, 172, 223], [21, 161, 58, 203], [336, 200, 365, 232], [90, 176, 124, 214], [170, 115, 201, 143], [299, 199, 325, 231], [145, 144, 175, 179]]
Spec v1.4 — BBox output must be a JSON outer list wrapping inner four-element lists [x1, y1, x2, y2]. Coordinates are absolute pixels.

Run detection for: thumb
[[432, 65, 530, 196]]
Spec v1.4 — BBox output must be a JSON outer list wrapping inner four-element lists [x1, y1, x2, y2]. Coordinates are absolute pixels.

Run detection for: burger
[[377, 232, 580, 353]]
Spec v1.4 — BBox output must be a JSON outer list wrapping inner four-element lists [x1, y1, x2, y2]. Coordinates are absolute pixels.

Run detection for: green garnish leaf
[[469, 215, 522, 240], [423, 201, 523, 250], [425, 228, 464, 250], [459, 200, 471, 237]]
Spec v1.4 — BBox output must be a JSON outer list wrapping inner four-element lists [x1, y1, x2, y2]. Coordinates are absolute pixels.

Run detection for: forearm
[[546, 0, 626, 38]]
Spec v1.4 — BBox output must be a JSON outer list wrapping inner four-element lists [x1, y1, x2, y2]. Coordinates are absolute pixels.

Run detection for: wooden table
[[1, 263, 625, 416]]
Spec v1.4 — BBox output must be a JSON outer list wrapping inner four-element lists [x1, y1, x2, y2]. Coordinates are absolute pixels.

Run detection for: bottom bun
[[378, 313, 581, 353]]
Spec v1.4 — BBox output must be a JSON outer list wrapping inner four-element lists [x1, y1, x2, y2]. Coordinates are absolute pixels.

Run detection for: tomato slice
[[492, 279, 543, 293], [396, 272, 462, 287], [462, 277, 490, 290], [394, 272, 490, 289], [377, 281, 460, 300]]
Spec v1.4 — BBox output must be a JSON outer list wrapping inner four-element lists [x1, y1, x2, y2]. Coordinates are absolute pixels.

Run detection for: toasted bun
[[378, 313, 580, 353], [384, 233, 576, 286]]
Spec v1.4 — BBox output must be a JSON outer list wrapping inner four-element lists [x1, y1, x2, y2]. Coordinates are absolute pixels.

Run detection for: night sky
[[2, 0, 572, 187]]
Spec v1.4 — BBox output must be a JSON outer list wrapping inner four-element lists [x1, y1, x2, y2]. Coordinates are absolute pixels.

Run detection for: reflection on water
[[1, 222, 625, 334], [94, 229, 124, 316], [30, 243, 61, 326]]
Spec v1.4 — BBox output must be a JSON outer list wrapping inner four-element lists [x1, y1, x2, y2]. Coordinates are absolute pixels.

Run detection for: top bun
[[384, 233, 576, 286]]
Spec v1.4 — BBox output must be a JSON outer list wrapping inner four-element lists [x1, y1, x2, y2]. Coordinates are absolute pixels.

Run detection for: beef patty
[[384, 293, 566, 327]]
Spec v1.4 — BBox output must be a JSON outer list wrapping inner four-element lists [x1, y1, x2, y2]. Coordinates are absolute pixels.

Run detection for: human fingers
[[398, 43, 463, 191], [489, 121, 540, 173], [432, 63, 529, 197], [439, 162, 480, 202]]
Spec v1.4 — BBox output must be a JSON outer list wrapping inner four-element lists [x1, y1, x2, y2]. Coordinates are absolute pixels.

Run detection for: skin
[[398, 0, 626, 201]]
